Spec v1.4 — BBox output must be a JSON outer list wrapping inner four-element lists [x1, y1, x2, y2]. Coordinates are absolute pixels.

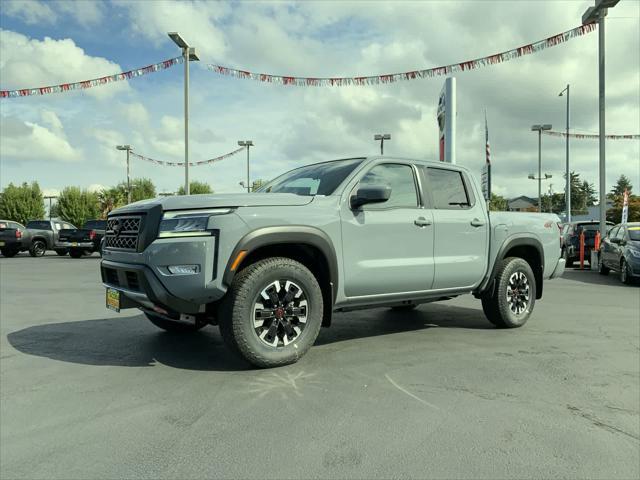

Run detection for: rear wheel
[[219, 257, 323, 368], [481, 257, 536, 328], [29, 240, 46, 257], [144, 312, 206, 333], [55, 249, 68, 256], [0, 248, 18, 258], [69, 249, 83, 259]]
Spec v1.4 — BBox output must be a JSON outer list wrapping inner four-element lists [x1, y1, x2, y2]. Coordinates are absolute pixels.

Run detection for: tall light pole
[[374, 134, 391, 155], [44, 195, 57, 219], [531, 124, 552, 213], [168, 32, 199, 196], [559, 85, 570, 222], [238, 140, 254, 192], [116, 145, 133, 204], [582, 0, 620, 237]]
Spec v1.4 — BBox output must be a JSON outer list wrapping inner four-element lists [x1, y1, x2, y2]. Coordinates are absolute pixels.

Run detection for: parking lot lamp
[[237, 141, 254, 192], [116, 145, 133, 204], [44, 195, 58, 219], [531, 125, 552, 212], [168, 32, 200, 196], [582, 0, 620, 237], [374, 134, 391, 155], [559, 85, 570, 222]]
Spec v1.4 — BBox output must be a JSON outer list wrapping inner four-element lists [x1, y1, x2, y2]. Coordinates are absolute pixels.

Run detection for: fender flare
[[479, 235, 545, 299], [222, 226, 339, 303]]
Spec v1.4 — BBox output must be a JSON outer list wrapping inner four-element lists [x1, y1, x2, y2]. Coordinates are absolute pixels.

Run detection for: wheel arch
[[481, 236, 545, 300], [31, 236, 49, 249], [222, 226, 338, 326]]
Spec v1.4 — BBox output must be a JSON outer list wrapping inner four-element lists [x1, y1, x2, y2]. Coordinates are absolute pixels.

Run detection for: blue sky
[[1, 0, 638, 200]]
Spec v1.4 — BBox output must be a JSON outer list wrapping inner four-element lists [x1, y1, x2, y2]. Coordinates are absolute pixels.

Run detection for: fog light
[[167, 264, 200, 275]]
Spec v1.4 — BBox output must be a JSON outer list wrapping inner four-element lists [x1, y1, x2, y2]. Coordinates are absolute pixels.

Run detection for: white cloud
[[0, 115, 82, 162], [2, 0, 104, 26], [2, 0, 56, 25], [0, 29, 128, 99]]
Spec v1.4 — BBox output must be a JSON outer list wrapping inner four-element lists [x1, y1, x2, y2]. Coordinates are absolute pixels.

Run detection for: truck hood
[[111, 193, 314, 214]]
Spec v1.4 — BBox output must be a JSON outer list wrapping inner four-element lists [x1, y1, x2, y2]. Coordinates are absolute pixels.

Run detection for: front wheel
[[144, 312, 207, 333], [620, 259, 633, 284], [481, 257, 536, 328], [29, 240, 46, 257], [219, 257, 323, 368]]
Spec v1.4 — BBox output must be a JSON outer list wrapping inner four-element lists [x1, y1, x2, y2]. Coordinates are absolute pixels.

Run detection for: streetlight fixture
[[44, 195, 58, 219], [168, 32, 200, 196], [582, 0, 620, 237], [531, 124, 552, 213], [237, 140, 254, 192], [374, 134, 391, 155], [116, 145, 133, 204], [558, 85, 571, 222]]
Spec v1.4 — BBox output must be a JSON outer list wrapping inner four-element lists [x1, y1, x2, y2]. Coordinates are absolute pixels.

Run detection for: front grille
[[105, 215, 142, 251], [104, 267, 120, 286]]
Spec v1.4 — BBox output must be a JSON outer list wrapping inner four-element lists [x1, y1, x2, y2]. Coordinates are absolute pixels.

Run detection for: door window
[[615, 227, 625, 241], [359, 164, 418, 209], [427, 168, 471, 209], [608, 226, 619, 239]]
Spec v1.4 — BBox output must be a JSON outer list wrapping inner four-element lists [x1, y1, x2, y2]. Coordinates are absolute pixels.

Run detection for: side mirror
[[610, 237, 621, 244], [350, 186, 391, 209]]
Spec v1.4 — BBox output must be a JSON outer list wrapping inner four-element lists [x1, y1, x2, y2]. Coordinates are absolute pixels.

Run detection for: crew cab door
[[423, 166, 489, 289], [340, 162, 434, 297]]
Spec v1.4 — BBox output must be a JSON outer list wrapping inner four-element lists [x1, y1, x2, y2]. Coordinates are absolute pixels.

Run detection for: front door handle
[[470, 218, 485, 227], [414, 217, 432, 227]]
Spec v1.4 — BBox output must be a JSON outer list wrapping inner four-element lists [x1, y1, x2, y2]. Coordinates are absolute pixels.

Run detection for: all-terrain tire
[[55, 249, 68, 256], [481, 257, 536, 329], [29, 240, 46, 257], [219, 257, 323, 368], [144, 312, 206, 333], [0, 248, 18, 258]]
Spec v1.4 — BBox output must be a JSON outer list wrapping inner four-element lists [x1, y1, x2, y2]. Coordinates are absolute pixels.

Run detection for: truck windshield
[[26, 221, 51, 230], [257, 159, 364, 196]]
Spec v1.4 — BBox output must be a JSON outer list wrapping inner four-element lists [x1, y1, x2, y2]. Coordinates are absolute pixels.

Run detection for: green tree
[[581, 180, 597, 207], [97, 186, 126, 217], [607, 194, 640, 223], [251, 179, 267, 192], [489, 193, 508, 211], [177, 181, 213, 195], [56, 187, 101, 227], [0, 182, 45, 224], [610, 174, 633, 197], [123, 178, 156, 203]]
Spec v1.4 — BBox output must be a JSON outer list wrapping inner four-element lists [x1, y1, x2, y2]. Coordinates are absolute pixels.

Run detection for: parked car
[[0, 220, 28, 257], [25, 219, 77, 257], [561, 220, 614, 267], [58, 219, 107, 258], [599, 222, 640, 284], [100, 156, 565, 368]]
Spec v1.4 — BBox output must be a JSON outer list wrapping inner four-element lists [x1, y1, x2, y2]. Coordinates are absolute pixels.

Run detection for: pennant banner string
[[206, 24, 596, 87], [1, 56, 184, 99], [543, 131, 639, 140], [129, 146, 246, 167]]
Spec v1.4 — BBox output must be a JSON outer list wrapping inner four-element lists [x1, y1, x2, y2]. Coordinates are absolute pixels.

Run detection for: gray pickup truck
[[101, 157, 564, 367]]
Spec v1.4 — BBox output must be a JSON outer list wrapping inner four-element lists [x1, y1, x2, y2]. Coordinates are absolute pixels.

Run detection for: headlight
[[628, 248, 640, 258], [158, 208, 232, 238]]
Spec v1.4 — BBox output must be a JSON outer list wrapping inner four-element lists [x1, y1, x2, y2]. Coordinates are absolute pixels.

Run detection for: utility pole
[[559, 84, 570, 221], [116, 145, 133, 204], [374, 134, 391, 155], [44, 195, 57, 219], [238, 141, 254, 192], [168, 32, 200, 195], [530, 124, 552, 212], [582, 0, 620, 237]]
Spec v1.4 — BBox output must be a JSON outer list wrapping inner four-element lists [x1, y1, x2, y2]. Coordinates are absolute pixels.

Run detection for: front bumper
[[550, 257, 566, 279]]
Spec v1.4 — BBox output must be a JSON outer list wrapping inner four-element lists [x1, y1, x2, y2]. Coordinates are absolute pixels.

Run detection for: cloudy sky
[[1, 0, 638, 199]]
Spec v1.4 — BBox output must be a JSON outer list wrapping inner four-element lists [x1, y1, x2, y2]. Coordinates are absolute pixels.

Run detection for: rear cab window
[[426, 167, 474, 209], [26, 221, 52, 230]]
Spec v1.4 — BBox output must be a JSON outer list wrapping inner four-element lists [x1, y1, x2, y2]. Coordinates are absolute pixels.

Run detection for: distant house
[[508, 196, 538, 212]]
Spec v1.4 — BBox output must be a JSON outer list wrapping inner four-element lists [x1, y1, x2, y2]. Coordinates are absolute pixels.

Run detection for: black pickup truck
[[0, 220, 28, 257], [58, 219, 107, 258]]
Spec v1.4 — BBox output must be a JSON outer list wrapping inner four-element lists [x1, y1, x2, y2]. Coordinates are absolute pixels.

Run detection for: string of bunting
[[543, 131, 639, 140], [207, 24, 596, 87], [129, 146, 246, 167], [0, 56, 183, 99]]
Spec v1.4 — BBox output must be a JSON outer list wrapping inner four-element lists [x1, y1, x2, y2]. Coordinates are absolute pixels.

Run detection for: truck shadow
[[6, 304, 491, 371]]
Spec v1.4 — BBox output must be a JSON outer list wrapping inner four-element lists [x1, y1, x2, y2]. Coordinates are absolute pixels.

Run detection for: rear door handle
[[470, 218, 485, 227], [414, 217, 432, 227]]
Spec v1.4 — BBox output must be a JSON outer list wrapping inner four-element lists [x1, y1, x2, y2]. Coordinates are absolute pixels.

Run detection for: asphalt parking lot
[[1, 253, 638, 479]]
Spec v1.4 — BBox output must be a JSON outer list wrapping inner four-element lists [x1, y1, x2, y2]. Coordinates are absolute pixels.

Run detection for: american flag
[[485, 110, 491, 165]]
